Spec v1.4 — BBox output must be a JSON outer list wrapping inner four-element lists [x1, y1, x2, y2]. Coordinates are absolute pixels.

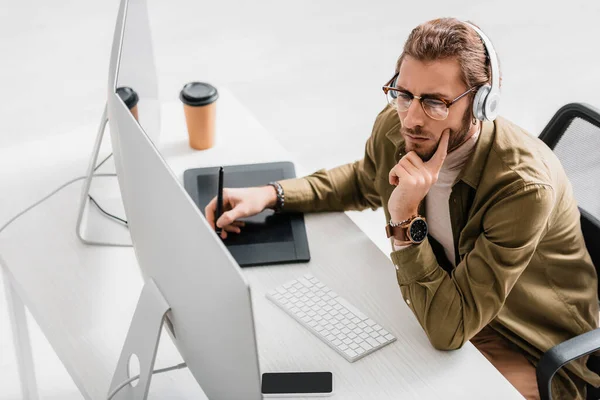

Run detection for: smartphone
[[261, 372, 334, 397]]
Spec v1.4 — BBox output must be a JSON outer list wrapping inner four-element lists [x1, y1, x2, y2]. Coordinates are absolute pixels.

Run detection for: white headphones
[[463, 21, 501, 121]]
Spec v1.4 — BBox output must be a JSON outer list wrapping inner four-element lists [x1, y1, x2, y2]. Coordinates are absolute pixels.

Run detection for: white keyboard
[[266, 274, 396, 362]]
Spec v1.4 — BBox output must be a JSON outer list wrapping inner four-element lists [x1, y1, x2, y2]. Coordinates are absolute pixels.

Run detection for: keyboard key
[[376, 336, 388, 344], [344, 349, 358, 358], [298, 277, 311, 287], [359, 342, 372, 351], [366, 338, 380, 347]]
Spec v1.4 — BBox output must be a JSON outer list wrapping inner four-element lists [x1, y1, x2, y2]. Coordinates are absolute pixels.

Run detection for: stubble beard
[[400, 109, 473, 161]]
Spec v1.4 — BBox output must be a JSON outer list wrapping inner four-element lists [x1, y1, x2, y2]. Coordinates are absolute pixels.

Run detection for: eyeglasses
[[382, 72, 479, 121]]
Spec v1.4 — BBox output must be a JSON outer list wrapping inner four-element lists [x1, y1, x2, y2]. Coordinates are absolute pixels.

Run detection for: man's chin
[[407, 144, 435, 161]]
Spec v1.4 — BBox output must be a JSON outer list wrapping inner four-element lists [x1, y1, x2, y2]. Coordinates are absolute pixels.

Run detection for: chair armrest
[[537, 328, 600, 400]]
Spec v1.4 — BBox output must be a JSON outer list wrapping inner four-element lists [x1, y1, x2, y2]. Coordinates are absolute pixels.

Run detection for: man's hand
[[205, 186, 277, 239], [388, 129, 450, 222]]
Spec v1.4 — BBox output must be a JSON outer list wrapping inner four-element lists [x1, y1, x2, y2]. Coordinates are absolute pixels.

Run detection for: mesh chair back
[[539, 104, 600, 293]]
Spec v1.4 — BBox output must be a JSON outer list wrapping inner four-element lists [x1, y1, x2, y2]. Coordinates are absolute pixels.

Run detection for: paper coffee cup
[[116, 87, 139, 121], [180, 82, 219, 150]]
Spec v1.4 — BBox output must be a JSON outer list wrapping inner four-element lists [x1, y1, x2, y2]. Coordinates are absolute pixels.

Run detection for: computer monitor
[[106, 0, 262, 398]]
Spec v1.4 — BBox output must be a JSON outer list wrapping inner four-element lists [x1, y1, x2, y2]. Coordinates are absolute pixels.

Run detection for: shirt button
[[405, 298, 411, 305], [394, 265, 399, 271]]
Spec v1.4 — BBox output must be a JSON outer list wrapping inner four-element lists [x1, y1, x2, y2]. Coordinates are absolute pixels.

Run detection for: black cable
[[88, 194, 128, 226]]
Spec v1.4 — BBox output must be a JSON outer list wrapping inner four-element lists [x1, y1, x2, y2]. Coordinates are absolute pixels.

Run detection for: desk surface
[[0, 90, 523, 399]]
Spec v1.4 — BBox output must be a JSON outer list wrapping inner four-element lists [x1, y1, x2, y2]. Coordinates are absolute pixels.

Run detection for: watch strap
[[386, 215, 426, 243], [267, 181, 285, 212]]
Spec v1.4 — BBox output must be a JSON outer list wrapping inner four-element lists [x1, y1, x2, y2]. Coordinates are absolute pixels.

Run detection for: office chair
[[536, 103, 600, 400]]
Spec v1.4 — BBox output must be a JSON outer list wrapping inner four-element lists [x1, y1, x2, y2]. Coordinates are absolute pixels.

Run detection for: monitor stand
[[108, 279, 171, 399], [76, 104, 132, 247]]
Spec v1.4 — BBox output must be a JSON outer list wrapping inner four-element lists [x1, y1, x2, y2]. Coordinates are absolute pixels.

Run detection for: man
[[205, 18, 599, 399]]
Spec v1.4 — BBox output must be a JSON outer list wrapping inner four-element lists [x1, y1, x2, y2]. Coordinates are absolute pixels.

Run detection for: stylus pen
[[215, 167, 224, 235]]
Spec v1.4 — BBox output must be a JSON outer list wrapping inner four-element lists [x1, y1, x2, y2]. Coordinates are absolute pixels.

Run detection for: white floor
[[1, 0, 600, 398]]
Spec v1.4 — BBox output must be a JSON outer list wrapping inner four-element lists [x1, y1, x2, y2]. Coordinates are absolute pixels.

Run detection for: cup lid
[[116, 87, 139, 109], [180, 82, 219, 106]]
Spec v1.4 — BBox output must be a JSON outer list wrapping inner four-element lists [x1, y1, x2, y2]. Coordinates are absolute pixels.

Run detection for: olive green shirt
[[279, 105, 599, 399]]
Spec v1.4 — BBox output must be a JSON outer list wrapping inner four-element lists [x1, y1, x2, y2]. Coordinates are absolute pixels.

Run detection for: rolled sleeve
[[391, 238, 438, 284]]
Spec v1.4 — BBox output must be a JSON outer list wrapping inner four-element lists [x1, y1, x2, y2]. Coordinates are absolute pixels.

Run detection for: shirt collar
[[454, 120, 495, 189]]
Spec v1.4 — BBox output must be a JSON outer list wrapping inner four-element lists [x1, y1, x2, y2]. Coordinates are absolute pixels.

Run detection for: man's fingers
[[204, 196, 217, 228], [216, 207, 247, 228], [223, 225, 241, 234], [404, 151, 425, 168], [426, 129, 450, 172], [389, 165, 401, 186], [399, 158, 420, 177]]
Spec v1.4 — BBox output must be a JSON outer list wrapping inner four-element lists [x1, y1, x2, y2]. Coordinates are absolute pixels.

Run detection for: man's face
[[396, 55, 474, 161]]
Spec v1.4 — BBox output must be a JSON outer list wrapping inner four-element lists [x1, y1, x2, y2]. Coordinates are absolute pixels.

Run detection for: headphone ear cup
[[484, 91, 500, 121], [472, 84, 491, 121]]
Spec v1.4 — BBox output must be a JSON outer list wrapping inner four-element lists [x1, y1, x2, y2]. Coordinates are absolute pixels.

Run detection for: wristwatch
[[385, 215, 428, 244], [267, 181, 285, 212]]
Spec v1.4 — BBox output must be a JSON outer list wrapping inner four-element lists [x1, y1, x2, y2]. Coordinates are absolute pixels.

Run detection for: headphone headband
[[463, 22, 500, 96], [463, 21, 501, 121]]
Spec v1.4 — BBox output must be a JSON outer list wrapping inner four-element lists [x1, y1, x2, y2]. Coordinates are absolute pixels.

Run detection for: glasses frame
[[382, 72, 479, 120]]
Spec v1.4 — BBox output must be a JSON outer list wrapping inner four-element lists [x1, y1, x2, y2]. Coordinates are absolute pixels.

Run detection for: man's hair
[[396, 18, 499, 91]]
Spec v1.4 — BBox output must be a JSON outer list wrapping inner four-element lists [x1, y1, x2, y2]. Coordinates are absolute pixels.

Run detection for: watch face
[[409, 218, 428, 243]]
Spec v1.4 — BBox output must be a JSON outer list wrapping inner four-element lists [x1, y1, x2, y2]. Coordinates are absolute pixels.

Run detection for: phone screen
[[261, 372, 333, 394]]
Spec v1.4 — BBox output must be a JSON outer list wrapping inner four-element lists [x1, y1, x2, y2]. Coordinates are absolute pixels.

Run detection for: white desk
[[0, 90, 523, 399]]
